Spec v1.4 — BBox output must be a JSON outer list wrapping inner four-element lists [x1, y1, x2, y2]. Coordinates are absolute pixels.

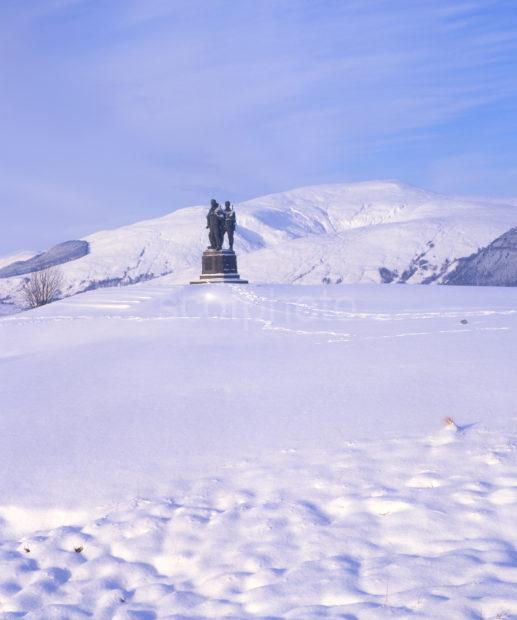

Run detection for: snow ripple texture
[[1, 427, 516, 619]]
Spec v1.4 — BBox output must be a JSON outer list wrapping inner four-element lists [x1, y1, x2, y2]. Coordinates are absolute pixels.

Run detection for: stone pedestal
[[190, 249, 248, 284]]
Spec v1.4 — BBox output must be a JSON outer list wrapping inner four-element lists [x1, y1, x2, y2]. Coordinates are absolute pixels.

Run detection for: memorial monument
[[190, 199, 248, 284]]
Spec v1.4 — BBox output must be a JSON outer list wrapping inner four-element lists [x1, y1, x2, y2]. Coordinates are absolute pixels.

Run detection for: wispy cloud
[[0, 0, 516, 252]]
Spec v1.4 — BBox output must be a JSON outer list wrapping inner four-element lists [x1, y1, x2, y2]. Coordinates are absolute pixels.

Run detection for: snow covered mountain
[[2, 180, 517, 308], [0, 250, 34, 271], [0, 240, 89, 278], [444, 226, 517, 286]]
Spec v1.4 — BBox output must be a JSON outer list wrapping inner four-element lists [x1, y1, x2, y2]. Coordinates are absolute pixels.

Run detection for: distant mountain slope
[[444, 227, 517, 286], [0, 250, 35, 270], [0, 240, 89, 278], [1, 180, 517, 306], [231, 182, 517, 285]]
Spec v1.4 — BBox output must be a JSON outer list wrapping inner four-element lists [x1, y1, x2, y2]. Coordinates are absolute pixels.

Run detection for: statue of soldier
[[223, 201, 236, 250], [206, 199, 224, 250]]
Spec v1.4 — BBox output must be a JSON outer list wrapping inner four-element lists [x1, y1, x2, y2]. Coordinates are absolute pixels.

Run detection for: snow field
[[1, 425, 516, 618], [0, 281, 516, 617]]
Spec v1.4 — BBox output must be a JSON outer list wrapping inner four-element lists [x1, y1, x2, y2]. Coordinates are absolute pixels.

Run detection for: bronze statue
[[192, 199, 248, 283], [223, 201, 236, 251], [206, 199, 224, 250]]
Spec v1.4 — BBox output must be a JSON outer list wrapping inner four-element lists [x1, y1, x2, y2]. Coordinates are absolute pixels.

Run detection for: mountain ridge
[[1, 180, 517, 308]]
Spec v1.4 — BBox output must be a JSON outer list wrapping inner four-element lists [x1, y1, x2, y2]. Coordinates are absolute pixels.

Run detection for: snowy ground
[[0, 282, 516, 618]]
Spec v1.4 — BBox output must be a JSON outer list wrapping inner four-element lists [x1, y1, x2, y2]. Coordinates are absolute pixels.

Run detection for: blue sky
[[1, 0, 516, 253]]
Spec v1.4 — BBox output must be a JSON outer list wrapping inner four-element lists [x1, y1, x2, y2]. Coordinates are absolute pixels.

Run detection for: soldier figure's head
[[224, 201, 231, 210], [210, 198, 218, 208]]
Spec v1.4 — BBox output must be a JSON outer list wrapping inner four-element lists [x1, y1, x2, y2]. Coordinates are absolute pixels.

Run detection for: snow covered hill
[[0, 240, 89, 278], [444, 226, 517, 286], [0, 250, 35, 270], [2, 181, 517, 310], [0, 282, 516, 617]]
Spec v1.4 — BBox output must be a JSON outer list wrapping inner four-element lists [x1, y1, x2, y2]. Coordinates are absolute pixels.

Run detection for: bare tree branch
[[21, 267, 63, 309]]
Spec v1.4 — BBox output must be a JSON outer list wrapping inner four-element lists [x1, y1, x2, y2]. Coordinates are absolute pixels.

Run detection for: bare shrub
[[21, 267, 63, 308]]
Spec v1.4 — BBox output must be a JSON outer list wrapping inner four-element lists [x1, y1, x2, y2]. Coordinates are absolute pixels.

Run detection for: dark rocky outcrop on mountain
[[444, 227, 517, 286], [0, 240, 89, 279]]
